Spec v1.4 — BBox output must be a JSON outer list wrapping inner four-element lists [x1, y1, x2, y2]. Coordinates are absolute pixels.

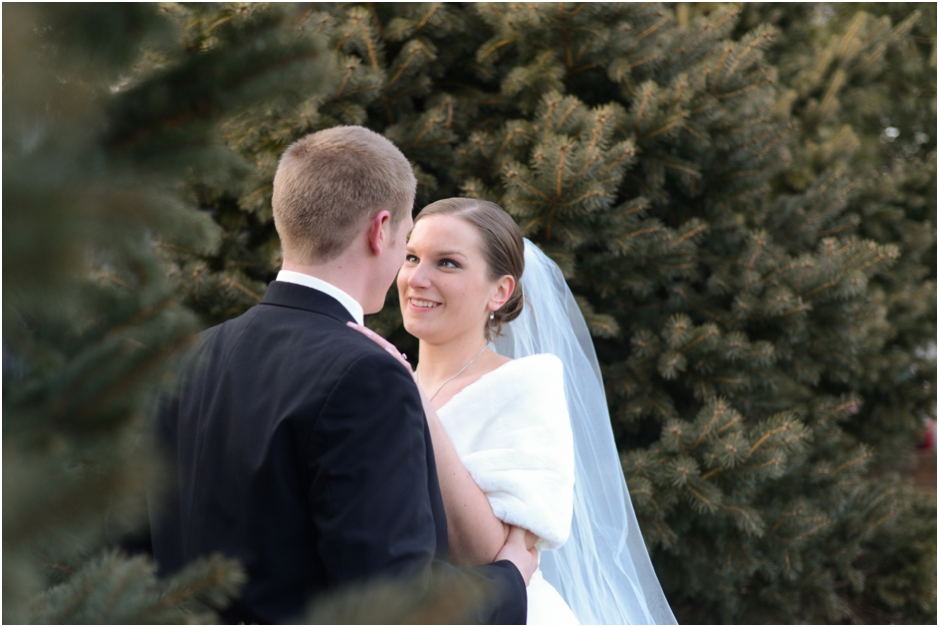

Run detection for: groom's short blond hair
[[272, 126, 416, 263]]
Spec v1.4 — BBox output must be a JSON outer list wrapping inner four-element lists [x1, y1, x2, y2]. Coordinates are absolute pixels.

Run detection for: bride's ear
[[489, 275, 515, 312]]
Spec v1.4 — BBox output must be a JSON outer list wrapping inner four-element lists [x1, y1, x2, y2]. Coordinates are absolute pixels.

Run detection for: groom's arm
[[307, 348, 526, 623], [308, 350, 435, 580]]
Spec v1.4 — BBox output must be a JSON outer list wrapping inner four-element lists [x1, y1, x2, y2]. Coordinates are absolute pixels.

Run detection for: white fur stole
[[436, 354, 575, 550]]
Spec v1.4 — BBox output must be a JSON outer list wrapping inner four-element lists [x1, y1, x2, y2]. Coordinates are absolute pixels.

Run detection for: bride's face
[[397, 214, 512, 345]]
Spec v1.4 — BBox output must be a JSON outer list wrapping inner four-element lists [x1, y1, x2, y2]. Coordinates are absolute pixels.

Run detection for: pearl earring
[[489, 311, 495, 321]]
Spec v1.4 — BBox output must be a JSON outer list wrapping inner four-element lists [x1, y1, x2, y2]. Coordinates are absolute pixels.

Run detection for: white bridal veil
[[493, 239, 677, 625]]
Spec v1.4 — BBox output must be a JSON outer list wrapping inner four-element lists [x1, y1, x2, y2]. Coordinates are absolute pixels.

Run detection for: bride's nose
[[406, 261, 432, 289]]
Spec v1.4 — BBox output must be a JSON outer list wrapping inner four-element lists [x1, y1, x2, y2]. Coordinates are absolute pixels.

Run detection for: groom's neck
[[281, 251, 372, 311]]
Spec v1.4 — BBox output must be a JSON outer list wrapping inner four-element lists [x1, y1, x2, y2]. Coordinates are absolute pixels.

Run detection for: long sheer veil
[[493, 239, 677, 625]]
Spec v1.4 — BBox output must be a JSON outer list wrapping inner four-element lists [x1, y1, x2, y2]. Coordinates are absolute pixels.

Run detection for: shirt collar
[[275, 270, 364, 325]]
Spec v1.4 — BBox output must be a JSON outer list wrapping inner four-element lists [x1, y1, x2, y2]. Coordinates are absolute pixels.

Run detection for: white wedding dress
[[436, 353, 580, 625]]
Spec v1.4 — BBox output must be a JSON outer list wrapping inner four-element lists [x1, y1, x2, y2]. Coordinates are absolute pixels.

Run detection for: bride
[[351, 198, 676, 625]]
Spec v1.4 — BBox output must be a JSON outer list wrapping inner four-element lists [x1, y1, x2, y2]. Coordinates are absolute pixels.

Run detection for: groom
[[149, 126, 534, 623]]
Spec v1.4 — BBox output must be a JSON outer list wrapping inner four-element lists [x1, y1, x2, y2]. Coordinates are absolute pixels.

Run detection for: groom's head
[[272, 126, 416, 266]]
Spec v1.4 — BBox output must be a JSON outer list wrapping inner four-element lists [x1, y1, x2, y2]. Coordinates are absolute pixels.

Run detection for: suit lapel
[[260, 281, 356, 323]]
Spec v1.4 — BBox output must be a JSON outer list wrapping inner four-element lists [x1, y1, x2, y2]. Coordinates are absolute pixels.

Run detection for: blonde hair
[[415, 198, 525, 341], [272, 126, 416, 263]]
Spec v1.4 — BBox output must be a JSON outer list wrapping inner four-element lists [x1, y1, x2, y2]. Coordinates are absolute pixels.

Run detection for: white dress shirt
[[275, 270, 364, 325]]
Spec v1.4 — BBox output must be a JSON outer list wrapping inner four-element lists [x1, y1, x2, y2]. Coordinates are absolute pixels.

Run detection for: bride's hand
[[347, 322, 413, 375]]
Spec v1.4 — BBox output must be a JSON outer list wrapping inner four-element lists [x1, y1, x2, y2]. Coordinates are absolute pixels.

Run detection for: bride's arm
[[347, 323, 537, 567], [419, 387, 539, 566], [418, 387, 515, 566]]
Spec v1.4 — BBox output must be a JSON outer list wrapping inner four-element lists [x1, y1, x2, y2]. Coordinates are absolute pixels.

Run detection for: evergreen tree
[[731, 1, 937, 471], [13, 3, 932, 624], [725, 5, 938, 621]]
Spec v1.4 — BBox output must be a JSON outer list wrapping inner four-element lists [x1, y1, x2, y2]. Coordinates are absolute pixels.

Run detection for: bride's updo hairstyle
[[414, 198, 525, 341]]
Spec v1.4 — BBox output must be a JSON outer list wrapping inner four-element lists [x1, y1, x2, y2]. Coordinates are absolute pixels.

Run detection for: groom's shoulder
[[330, 329, 410, 377], [197, 303, 397, 366], [193, 305, 262, 349]]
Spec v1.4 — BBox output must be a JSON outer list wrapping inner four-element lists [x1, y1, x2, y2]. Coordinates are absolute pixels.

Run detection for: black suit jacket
[[150, 281, 527, 624]]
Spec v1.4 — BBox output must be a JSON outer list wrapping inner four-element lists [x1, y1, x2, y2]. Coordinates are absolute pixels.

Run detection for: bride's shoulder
[[497, 355, 569, 423], [496, 353, 564, 389], [510, 352, 563, 371]]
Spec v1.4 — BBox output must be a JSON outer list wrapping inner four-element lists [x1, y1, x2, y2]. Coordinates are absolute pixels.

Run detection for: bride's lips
[[407, 297, 442, 311]]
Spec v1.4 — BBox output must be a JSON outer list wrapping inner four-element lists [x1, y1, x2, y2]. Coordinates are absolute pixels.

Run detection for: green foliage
[[28, 551, 245, 624], [731, 1, 938, 472], [8, 2, 933, 624], [307, 568, 492, 625], [847, 486, 937, 624]]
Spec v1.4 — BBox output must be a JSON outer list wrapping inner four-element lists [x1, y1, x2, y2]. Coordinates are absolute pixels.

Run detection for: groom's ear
[[366, 210, 392, 255]]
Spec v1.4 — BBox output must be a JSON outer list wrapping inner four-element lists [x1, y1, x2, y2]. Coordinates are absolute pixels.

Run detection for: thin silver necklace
[[420, 344, 489, 401]]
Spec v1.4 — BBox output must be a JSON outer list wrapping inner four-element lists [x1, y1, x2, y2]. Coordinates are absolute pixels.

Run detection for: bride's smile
[[408, 298, 441, 309]]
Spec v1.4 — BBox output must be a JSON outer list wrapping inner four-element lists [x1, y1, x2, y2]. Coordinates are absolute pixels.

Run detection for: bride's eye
[[439, 258, 461, 269], [405, 254, 419, 263]]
